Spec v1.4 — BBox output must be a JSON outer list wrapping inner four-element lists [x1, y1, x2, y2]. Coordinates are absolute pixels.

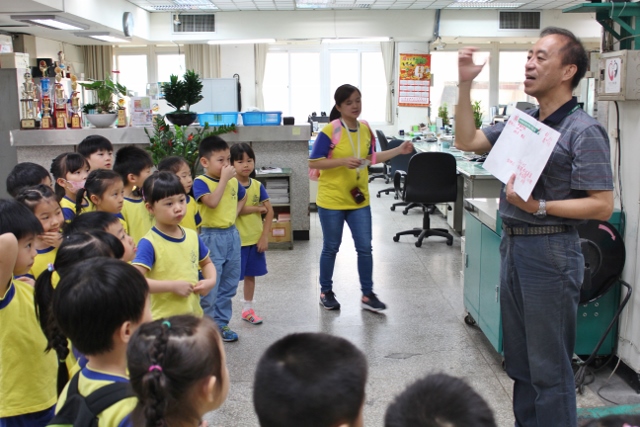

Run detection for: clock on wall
[[123, 12, 134, 37]]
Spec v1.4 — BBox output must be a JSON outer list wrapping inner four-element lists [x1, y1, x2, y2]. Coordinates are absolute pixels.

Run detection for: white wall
[[609, 101, 640, 372], [63, 0, 151, 40], [220, 44, 255, 112]]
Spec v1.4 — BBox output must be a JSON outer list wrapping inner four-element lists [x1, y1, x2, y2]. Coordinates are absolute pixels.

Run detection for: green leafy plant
[[162, 70, 204, 114], [144, 115, 236, 175], [79, 77, 127, 114], [438, 103, 450, 127], [472, 100, 483, 129]]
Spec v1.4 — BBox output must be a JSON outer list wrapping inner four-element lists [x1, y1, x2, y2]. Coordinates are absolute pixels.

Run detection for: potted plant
[[162, 70, 203, 126], [145, 114, 236, 176], [79, 77, 127, 128], [472, 100, 483, 129], [438, 103, 450, 127]]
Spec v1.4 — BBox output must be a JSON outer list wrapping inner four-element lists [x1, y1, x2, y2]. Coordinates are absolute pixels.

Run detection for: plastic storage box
[[241, 111, 282, 126], [197, 112, 238, 127]]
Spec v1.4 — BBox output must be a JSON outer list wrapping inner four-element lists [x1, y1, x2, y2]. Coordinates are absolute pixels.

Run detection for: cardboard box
[[0, 52, 30, 69], [269, 221, 291, 243]]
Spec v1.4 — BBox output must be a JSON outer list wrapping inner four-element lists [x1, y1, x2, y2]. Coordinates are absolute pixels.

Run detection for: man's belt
[[502, 224, 573, 236]]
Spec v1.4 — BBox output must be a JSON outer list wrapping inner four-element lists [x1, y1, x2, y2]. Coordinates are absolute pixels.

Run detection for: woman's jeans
[[318, 206, 373, 295], [500, 229, 583, 427]]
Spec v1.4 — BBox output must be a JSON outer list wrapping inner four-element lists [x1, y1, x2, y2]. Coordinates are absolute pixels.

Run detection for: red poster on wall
[[398, 53, 431, 107]]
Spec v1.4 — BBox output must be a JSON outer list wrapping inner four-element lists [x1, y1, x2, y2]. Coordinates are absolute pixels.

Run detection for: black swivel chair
[[393, 152, 458, 247], [369, 130, 392, 183]]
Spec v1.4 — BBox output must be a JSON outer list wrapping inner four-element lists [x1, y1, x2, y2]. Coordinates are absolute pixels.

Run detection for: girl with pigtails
[[127, 315, 230, 427]]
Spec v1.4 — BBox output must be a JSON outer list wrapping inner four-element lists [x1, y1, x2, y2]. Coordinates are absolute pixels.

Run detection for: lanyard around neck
[[341, 119, 361, 159]]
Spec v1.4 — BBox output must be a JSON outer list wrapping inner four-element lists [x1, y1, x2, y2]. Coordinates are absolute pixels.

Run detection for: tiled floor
[[204, 179, 628, 427]]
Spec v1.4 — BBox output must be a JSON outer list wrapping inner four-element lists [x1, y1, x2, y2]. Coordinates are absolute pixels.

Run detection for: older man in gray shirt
[[455, 27, 614, 427]]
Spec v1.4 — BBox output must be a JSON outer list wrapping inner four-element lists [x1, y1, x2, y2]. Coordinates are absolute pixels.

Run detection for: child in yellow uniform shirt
[[6, 162, 52, 198], [15, 184, 63, 282], [193, 136, 247, 342], [77, 169, 128, 235], [0, 199, 57, 426], [231, 143, 274, 325], [77, 135, 114, 171], [114, 146, 154, 244], [157, 156, 202, 232], [51, 152, 91, 223], [51, 258, 152, 427], [133, 172, 216, 320]]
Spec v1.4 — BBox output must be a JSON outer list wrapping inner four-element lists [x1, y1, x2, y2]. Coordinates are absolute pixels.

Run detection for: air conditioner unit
[[171, 14, 215, 34]]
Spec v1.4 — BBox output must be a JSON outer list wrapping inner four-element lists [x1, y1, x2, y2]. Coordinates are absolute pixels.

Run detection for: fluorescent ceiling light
[[74, 32, 130, 43], [174, 0, 213, 3], [322, 37, 390, 44], [10, 15, 89, 31], [207, 39, 276, 45], [447, 2, 522, 6]]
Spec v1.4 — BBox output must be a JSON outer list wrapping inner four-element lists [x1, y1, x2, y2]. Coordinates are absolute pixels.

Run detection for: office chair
[[369, 130, 392, 183], [377, 138, 413, 199], [393, 152, 458, 247]]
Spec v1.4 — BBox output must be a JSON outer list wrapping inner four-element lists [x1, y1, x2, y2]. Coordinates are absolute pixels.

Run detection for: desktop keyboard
[[462, 154, 487, 163]]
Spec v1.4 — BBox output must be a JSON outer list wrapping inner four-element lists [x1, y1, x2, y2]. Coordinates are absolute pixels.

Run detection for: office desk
[[412, 141, 502, 233]]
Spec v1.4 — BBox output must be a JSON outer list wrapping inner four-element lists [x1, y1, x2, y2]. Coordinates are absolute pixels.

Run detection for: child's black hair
[[128, 315, 225, 427], [50, 152, 90, 201], [62, 211, 120, 237], [113, 145, 154, 186], [230, 142, 257, 178], [76, 169, 123, 215], [0, 198, 43, 240], [141, 171, 185, 205], [77, 135, 114, 158], [53, 257, 148, 357], [199, 135, 229, 160], [6, 162, 51, 198], [253, 332, 368, 427], [157, 156, 189, 175], [34, 230, 125, 394], [15, 184, 58, 214], [384, 373, 497, 427]]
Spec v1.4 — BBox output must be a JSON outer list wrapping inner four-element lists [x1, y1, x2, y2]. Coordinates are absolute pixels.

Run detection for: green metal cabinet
[[463, 209, 623, 356]]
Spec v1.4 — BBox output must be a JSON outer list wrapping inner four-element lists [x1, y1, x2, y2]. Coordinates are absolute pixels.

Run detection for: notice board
[[398, 53, 431, 107]]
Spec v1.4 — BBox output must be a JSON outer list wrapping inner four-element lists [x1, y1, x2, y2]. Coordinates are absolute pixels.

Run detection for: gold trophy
[[54, 66, 67, 129], [20, 72, 38, 129], [117, 98, 127, 127], [69, 74, 81, 129]]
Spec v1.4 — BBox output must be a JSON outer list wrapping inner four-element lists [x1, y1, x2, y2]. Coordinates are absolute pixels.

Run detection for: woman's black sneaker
[[362, 293, 386, 312], [320, 291, 340, 310]]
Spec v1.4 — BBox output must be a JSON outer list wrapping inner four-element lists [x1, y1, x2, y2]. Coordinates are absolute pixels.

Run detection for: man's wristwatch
[[534, 199, 547, 218]]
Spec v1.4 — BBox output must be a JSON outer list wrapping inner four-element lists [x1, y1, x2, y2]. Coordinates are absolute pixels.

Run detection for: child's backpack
[[308, 119, 376, 181], [48, 372, 135, 427]]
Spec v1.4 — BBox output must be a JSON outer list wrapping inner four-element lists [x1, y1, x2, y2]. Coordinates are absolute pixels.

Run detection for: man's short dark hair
[[77, 135, 114, 157], [113, 145, 154, 183], [384, 373, 497, 427], [199, 135, 229, 159], [6, 162, 50, 197], [254, 333, 368, 427], [540, 26, 588, 89]]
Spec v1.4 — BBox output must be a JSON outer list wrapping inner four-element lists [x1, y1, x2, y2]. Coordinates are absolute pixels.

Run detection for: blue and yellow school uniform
[[309, 121, 374, 210], [27, 246, 58, 281], [55, 367, 136, 427], [236, 179, 269, 247], [0, 279, 57, 419], [132, 226, 209, 320], [121, 196, 154, 244], [114, 213, 130, 235], [181, 195, 202, 232], [193, 175, 246, 327], [60, 196, 92, 222]]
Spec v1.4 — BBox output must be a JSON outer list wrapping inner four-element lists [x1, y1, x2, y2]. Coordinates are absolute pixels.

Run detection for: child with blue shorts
[[231, 143, 273, 324], [193, 136, 246, 342]]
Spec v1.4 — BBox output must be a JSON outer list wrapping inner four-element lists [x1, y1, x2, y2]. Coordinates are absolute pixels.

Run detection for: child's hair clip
[[47, 263, 55, 272], [148, 364, 163, 373], [162, 320, 171, 328]]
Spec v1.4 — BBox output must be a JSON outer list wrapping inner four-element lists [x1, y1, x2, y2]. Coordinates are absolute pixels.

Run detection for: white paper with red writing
[[482, 109, 560, 201]]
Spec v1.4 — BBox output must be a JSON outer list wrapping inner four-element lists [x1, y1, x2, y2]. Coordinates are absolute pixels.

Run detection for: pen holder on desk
[[441, 141, 451, 150]]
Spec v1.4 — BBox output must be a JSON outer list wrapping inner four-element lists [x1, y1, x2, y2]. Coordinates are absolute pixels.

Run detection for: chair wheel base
[[390, 206, 396, 211], [415, 241, 422, 248], [393, 235, 400, 242]]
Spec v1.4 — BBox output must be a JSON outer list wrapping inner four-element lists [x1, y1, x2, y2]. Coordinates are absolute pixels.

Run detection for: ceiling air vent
[[172, 14, 215, 33], [499, 11, 540, 30]]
